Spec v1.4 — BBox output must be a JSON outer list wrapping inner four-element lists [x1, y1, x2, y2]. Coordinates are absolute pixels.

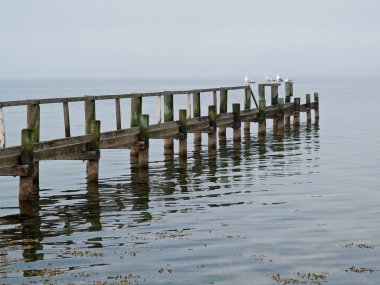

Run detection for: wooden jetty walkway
[[0, 81, 319, 202]]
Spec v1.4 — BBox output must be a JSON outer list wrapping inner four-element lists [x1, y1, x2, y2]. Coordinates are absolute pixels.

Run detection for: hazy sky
[[0, 0, 379, 79]]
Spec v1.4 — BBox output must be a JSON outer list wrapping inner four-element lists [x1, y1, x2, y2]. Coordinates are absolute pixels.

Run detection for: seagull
[[276, 75, 283, 82], [265, 75, 273, 82], [284, 78, 293, 82], [245, 76, 255, 85]]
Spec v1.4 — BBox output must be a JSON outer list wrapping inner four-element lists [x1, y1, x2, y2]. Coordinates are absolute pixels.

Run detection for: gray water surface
[[0, 77, 379, 284]]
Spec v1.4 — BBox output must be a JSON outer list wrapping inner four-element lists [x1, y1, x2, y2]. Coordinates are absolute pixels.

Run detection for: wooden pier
[[0, 82, 319, 202]]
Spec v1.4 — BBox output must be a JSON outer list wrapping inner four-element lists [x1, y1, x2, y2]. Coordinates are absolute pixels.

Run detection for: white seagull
[[284, 78, 293, 82], [276, 75, 283, 82], [245, 76, 255, 85], [265, 75, 273, 82]]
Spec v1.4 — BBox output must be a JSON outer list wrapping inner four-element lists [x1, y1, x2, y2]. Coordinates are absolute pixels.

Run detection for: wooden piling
[[232, 103, 241, 142], [130, 97, 142, 157], [208, 105, 217, 149], [0, 107, 5, 148], [115, 97, 121, 130], [244, 87, 251, 132], [271, 85, 279, 130], [277, 98, 285, 135], [293, 97, 300, 129], [19, 128, 36, 201], [157, 95, 162, 123], [186, 93, 191, 119], [258, 99, 266, 136], [219, 89, 227, 141], [63, 101, 71, 137], [85, 98, 96, 134], [27, 104, 40, 185], [285, 82, 293, 127], [179, 109, 187, 158], [306, 94, 311, 125], [139, 115, 149, 168], [213, 91, 217, 108], [87, 120, 100, 184], [258, 84, 265, 101], [164, 93, 174, 154], [193, 91, 202, 145], [314, 92, 319, 121]]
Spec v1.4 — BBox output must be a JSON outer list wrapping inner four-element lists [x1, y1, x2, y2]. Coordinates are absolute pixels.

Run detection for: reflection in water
[[0, 124, 321, 284]]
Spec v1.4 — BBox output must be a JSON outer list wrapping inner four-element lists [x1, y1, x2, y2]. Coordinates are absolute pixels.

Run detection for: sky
[[0, 0, 379, 79]]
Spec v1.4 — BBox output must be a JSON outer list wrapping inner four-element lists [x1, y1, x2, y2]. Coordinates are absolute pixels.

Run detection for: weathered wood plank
[[0, 146, 21, 157], [100, 134, 139, 149], [0, 154, 20, 167], [0, 165, 29, 177], [0, 107, 5, 148], [35, 135, 90, 151], [34, 142, 88, 161]]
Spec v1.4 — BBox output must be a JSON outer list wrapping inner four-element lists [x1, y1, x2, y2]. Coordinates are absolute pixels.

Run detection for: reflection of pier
[[0, 82, 319, 205]]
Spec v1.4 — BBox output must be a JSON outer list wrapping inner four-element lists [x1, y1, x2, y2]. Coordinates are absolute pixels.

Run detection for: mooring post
[[164, 93, 174, 155], [285, 82, 293, 127], [271, 85, 279, 130], [208, 105, 217, 149], [63, 101, 71, 138], [232, 103, 241, 142], [19, 128, 36, 201], [193, 91, 201, 145], [87, 120, 100, 184], [115, 97, 121, 130], [130, 97, 142, 158], [306, 94, 311, 125], [314, 92, 319, 122], [293, 97, 300, 129], [0, 106, 5, 148], [179, 109, 187, 158], [277, 98, 285, 135], [219, 88, 228, 141], [139, 115, 149, 168], [244, 87, 251, 132], [258, 99, 266, 136], [27, 103, 40, 186]]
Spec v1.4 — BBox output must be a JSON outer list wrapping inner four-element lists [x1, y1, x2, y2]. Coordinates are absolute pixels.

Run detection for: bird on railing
[[276, 75, 284, 82], [284, 78, 293, 82], [245, 76, 255, 86], [265, 75, 273, 82]]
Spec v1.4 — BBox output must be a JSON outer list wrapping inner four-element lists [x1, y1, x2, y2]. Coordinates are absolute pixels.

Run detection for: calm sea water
[[0, 77, 380, 284]]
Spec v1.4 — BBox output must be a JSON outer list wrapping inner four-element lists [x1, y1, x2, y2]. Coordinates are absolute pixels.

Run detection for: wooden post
[[293, 97, 300, 129], [63, 101, 71, 137], [208, 105, 217, 149], [193, 91, 202, 145], [85, 98, 96, 134], [244, 87, 251, 132], [130, 97, 142, 157], [232, 103, 241, 142], [157, 95, 162, 123], [186, 93, 191, 119], [115, 97, 121, 130], [164, 93, 174, 155], [277, 98, 285, 135], [179, 109, 187, 158], [219, 88, 227, 141], [139, 115, 149, 169], [0, 107, 5, 149], [213, 91, 217, 108], [306, 94, 311, 125], [285, 82, 293, 127], [27, 104, 40, 185], [87, 120, 100, 184], [19, 128, 36, 201], [258, 99, 266, 136], [258, 84, 265, 101], [314, 92, 319, 122], [271, 85, 279, 130]]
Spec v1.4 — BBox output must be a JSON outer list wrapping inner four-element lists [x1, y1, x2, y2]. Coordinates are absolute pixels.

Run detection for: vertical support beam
[[293, 97, 300, 129], [157, 95, 162, 123], [208, 105, 217, 149], [232, 103, 241, 142], [63, 101, 71, 138], [258, 99, 266, 136], [314, 92, 319, 122], [193, 91, 202, 145], [130, 97, 142, 158], [277, 98, 285, 135], [271, 86, 279, 106], [285, 82, 293, 103], [213, 91, 217, 108], [179, 109, 187, 158], [186, 93, 191, 119], [0, 107, 5, 148], [27, 104, 40, 186], [87, 120, 100, 184], [219, 88, 228, 141], [139, 115, 149, 169], [19, 128, 36, 201], [115, 97, 121, 130], [244, 87, 251, 132], [85, 98, 96, 134], [258, 84, 265, 101], [164, 93, 174, 155], [306, 94, 311, 125]]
